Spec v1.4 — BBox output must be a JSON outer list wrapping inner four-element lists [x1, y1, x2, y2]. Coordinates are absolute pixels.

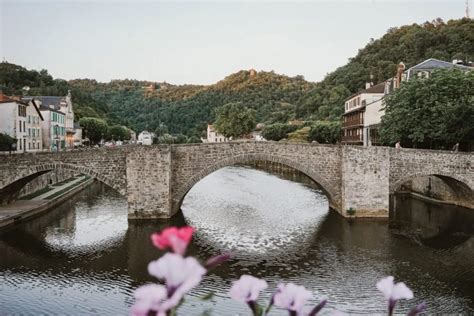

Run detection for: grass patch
[[45, 177, 91, 200], [20, 186, 53, 200], [53, 176, 78, 187]]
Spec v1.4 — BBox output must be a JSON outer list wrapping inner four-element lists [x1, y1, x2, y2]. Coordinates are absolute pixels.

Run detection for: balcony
[[342, 119, 363, 128], [342, 135, 363, 143]]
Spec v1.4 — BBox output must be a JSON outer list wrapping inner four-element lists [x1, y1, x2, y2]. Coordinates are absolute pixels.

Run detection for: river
[[1, 165, 473, 314]]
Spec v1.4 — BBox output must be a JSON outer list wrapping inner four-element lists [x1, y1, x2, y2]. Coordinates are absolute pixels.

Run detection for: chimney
[[395, 62, 405, 89], [365, 82, 373, 89]]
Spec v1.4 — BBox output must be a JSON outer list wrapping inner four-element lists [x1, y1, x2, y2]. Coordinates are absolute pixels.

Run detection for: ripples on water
[[1, 166, 473, 315]]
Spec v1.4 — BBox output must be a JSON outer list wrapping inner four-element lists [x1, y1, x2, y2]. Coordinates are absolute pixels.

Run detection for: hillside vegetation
[[1, 18, 472, 138]]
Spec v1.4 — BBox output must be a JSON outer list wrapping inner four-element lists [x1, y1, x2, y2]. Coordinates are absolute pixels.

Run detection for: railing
[[342, 119, 363, 128]]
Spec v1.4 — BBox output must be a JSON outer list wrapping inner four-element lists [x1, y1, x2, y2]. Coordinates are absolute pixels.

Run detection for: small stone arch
[[0, 163, 126, 204], [172, 153, 340, 214], [390, 172, 473, 195]]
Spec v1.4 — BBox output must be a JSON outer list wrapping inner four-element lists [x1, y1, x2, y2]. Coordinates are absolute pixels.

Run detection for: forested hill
[[1, 18, 472, 138]]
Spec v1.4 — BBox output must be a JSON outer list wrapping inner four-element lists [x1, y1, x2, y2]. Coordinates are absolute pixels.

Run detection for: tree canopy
[[79, 117, 109, 144], [379, 69, 474, 148], [214, 102, 257, 138]]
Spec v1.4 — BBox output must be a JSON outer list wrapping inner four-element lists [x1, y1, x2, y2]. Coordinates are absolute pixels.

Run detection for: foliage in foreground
[[131, 226, 426, 316], [379, 69, 474, 149]]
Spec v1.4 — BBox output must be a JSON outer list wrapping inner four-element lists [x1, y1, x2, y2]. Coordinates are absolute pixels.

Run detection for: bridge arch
[[390, 172, 473, 195], [172, 153, 340, 214], [0, 163, 126, 205], [390, 172, 473, 208]]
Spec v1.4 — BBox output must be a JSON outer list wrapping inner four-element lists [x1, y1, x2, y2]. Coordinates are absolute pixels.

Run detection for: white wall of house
[[41, 110, 66, 151], [25, 101, 43, 152], [205, 125, 228, 143], [0, 102, 17, 140], [344, 92, 384, 114], [138, 131, 154, 145], [60, 92, 75, 148], [364, 98, 385, 128]]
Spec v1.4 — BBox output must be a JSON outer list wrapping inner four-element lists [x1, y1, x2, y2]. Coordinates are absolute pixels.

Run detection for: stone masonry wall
[[0, 148, 128, 204], [341, 146, 391, 217], [389, 148, 474, 194], [126, 146, 172, 219]]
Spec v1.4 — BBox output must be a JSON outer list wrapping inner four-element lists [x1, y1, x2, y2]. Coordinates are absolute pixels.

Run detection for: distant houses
[[0, 90, 85, 152], [341, 58, 474, 146], [0, 94, 44, 152]]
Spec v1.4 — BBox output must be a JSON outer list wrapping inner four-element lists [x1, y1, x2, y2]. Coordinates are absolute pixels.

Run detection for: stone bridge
[[0, 142, 472, 219]]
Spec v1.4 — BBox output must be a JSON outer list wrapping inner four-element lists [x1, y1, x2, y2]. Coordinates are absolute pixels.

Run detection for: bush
[[262, 123, 298, 141]]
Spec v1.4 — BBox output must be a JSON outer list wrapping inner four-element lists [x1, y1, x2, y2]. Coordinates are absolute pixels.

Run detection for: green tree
[[187, 136, 202, 143], [107, 125, 131, 141], [309, 121, 342, 144], [214, 102, 256, 138], [379, 69, 474, 148], [261, 123, 298, 141], [79, 117, 109, 144], [0, 133, 17, 151]]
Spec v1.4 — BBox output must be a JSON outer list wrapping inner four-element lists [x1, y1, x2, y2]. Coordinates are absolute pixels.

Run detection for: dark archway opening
[[390, 175, 474, 249]]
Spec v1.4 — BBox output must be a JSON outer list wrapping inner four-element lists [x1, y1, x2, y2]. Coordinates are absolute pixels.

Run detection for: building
[[37, 100, 66, 151], [25, 98, 44, 152], [73, 122, 83, 147], [25, 92, 75, 149], [203, 124, 228, 143], [341, 82, 385, 145], [347, 58, 473, 147], [0, 94, 44, 152], [405, 58, 473, 80], [138, 130, 154, 145]]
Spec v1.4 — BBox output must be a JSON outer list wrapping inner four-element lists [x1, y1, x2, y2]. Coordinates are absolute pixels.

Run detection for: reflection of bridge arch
[[172, 153, 339, 214]]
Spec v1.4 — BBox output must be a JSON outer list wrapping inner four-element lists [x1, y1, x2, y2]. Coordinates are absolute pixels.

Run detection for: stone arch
[[0, 163, 126, 204], [172, 153, 339, 213], [390, 172, 473, 195]]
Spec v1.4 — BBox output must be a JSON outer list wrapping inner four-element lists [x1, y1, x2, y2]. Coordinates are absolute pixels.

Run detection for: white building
[[349, 58, 474, 147], [25, 92, 75, 149], [203, 124, 229, 143], [0, 94, 43, 152], [39, 103, 66, 152], [138, 130, 154, 145], [25, 99, 44, 152], [341, 82, 385, 145], [73, 122, 83, 147]]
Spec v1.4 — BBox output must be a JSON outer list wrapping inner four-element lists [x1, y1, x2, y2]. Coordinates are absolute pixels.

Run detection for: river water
[[1, 165, 473, 315]]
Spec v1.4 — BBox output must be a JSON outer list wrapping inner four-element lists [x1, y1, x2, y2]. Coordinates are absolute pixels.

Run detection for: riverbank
[[397, 190, 474, 210], [0, 176, 94, 231]]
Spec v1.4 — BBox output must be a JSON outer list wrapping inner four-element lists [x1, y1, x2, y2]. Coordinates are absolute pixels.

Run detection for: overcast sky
[[0, 0, 468, 84]]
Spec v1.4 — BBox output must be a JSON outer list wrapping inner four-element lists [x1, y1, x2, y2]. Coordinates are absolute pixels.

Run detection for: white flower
[[376, 276, 413, 301], [148, 253, 206, 301], [229, 275, 268, 303], [130, 284, 167, 316], [273, 283, 313, 315]]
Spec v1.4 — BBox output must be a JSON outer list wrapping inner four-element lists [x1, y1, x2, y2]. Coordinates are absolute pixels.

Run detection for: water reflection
[[0, 168, 473, 315]]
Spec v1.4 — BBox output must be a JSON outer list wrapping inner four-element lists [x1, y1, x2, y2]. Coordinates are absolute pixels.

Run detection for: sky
[[0, 0, 469, 85]]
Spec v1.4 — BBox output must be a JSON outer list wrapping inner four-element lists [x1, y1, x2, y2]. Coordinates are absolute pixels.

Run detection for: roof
[[409, 58, 473, 71], [347, 82, 386, 100], [0, 94, 28, 105], [24, 96, 66, 111]]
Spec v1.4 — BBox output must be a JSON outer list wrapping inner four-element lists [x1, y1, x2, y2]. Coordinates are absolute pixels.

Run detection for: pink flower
[[130, 284, 168, 316], [273, 283, 313, 315], [148, 253, 206, 304], [376, 276, 414, 315], [151, 226, 194, 255], [229, 275, 268, 303]]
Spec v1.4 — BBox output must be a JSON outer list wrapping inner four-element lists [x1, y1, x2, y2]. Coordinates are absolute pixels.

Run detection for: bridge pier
[[126, 146, 174, 220]]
